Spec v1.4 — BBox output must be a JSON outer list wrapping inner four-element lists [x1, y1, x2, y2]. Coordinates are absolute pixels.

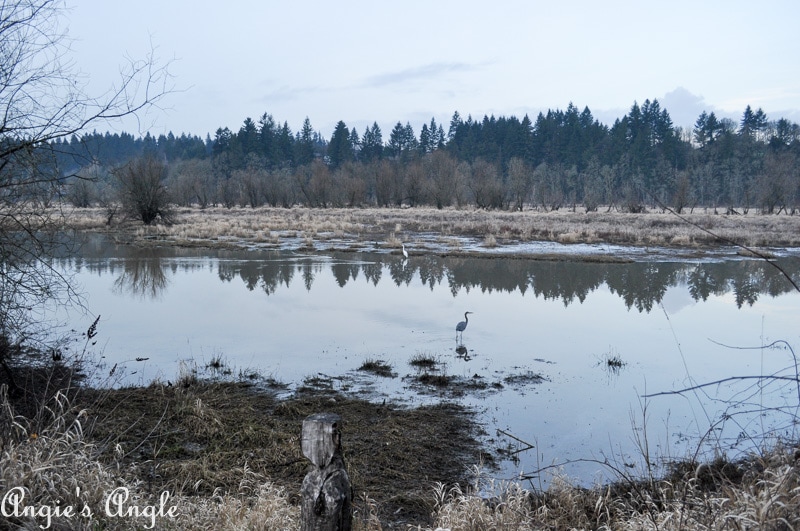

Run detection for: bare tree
[[507, 157, 533, 211], [403, 159, 426, 207], [758, 150, 796, 214], [424, 151, 458, 209], [114, 156, 174, 224], [672, 171, 692, 214], [333, 162, 367, 207], [372, 160, 400, 207], [467, 158, 504, 209], [0, 0, 172, 389]]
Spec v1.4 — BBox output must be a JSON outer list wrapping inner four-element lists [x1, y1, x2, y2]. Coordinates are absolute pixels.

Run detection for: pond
[[52, 233, 800, 488]]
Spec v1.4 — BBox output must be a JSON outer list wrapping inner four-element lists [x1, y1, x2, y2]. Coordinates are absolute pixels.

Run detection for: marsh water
[[53, 233, 800, 487]]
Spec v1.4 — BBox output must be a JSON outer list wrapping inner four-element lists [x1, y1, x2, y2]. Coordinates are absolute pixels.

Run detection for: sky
[[65, 0, 800, 140]]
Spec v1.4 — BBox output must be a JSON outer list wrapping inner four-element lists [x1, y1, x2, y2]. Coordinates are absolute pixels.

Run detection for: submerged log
[[300, 413, 352, 531]]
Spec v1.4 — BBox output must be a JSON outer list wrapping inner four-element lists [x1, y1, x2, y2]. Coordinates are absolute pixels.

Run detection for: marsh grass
[[357, 358, 395, 378], [415, 372, 454, 388], [0, 383, 304, 530], [64, 205, 800, 254], [3, 369, 800, 529], [423, 447, 800, 530], [409, 352, 439, 370], [597, 349, 627, 376], [386, 232, 402, 248], [502, 370, 546, 387]]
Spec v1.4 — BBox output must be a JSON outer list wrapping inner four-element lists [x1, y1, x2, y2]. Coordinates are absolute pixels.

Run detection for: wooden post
[[300, 413, 352, 531]]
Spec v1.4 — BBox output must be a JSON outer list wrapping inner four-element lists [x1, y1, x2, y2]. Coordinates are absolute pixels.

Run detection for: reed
[[62, 205, 800, 252], [3, 376, 800, 529]]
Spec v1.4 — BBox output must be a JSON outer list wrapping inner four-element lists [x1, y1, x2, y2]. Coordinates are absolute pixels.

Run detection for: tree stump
[[300, 413, 352, 531]]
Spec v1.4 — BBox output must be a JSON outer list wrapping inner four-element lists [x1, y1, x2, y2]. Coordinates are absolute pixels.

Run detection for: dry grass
[[2, 374, 800, 530], [0, 372, 480, 529], [0, 383, 302, 530], [357, 358, 396, 378], [76, 377, 483, 529], [60, 204, 800, 253], [423, 450, 800, 530]]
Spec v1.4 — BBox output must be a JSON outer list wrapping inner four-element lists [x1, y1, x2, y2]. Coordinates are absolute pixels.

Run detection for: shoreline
[[3, 205, 797, 528], [6, 344, 800, 529], [62, 205, 800, 257]]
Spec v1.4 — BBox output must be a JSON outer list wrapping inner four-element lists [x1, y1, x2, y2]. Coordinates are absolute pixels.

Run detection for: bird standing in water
[[456, 311, 472, 341], [402, 244, 408, 259]]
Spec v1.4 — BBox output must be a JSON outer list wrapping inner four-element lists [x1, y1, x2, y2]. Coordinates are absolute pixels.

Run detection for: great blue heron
[[402, 244, 408, 259], [455, 311, 472, 341]]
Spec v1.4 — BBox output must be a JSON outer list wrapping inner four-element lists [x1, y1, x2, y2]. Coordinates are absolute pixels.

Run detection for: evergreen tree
[[387, 122, 417, 158], [327, 121, 353, 168], [349, 127, 361, 159], [239, 117, 259, 152], [387, 122, 406, 158], [428, 117, 442, 150], [771, 118, 800, 147], [277, 121, 294, 165], [694, 111, 721, 147], [448, 111, 462, 141], [258, 113, 278, 165], [360, 122, 384, 162], [295, 117, 316, 165], [436, 125, 446, 149], [419, 123, 432, 154], [739, 105, 756, 137], [403, 123, 418, 151]]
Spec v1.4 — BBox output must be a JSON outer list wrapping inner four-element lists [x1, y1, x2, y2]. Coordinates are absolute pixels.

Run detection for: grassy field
[[63, 204, 800, 253], [1, 205, 798, 529]]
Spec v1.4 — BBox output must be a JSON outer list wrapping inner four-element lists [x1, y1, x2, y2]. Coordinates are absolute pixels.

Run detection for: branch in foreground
[[649, 194, 800, 293], [642, 375, 800, 399]]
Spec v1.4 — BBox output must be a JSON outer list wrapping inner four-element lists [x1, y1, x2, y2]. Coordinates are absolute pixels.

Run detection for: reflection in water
[[112, 251, 169, 299], [455, 344, 472, 361], [54, 234, 800, 488], [61, 243, 800, 312]]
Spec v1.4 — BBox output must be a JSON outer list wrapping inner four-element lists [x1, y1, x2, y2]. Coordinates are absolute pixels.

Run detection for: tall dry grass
[[422, 450, 800, 530], [2, 379, 799, 530], [0, 383, 303, 530], [61, 204, 800, 252]]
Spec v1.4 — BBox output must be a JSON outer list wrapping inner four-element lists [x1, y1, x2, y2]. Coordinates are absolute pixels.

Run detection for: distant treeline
[[55, 100, 800, 213]]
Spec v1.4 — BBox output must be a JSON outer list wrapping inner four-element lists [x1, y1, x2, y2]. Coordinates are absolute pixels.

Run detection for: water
[[53, 234, 800, 488]]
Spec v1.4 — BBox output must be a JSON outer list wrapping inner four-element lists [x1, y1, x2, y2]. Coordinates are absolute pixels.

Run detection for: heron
[[455, 311, 472, 341], [402, 243, 408, 259]]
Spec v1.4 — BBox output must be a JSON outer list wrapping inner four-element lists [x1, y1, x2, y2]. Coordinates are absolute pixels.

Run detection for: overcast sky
[[65, 0, 800, 140]]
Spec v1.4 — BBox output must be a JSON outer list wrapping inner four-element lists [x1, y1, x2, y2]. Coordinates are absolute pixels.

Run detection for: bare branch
[[646, 192, 800, 293], [642, 375, 800, 398], [0, 0, 173, 374]]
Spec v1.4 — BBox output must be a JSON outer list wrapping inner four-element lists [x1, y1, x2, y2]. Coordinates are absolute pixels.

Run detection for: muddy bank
[[76, 377, 487, 528]]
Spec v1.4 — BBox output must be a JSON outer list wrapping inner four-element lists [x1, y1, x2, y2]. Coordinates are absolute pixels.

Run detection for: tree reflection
[[112, 251, 169, 299], [606, 263, 679, 312], [80, 245, 800, 313]]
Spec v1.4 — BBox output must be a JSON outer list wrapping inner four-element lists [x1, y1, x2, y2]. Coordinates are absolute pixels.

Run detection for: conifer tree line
[[55, 100, 800, 216]]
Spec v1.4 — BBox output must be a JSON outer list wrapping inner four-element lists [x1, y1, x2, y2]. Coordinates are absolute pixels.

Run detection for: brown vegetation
[[2, 368, 800, 530], [62, 204, 800, 254], [0, 367, 485, 530]]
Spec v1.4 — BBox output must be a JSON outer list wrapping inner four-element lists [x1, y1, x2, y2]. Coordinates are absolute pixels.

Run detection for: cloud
[[362, 62, 481, 89], [258, 84, 325, 103], [660, 87, 710, 129], [589, 87, 742, 130]]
